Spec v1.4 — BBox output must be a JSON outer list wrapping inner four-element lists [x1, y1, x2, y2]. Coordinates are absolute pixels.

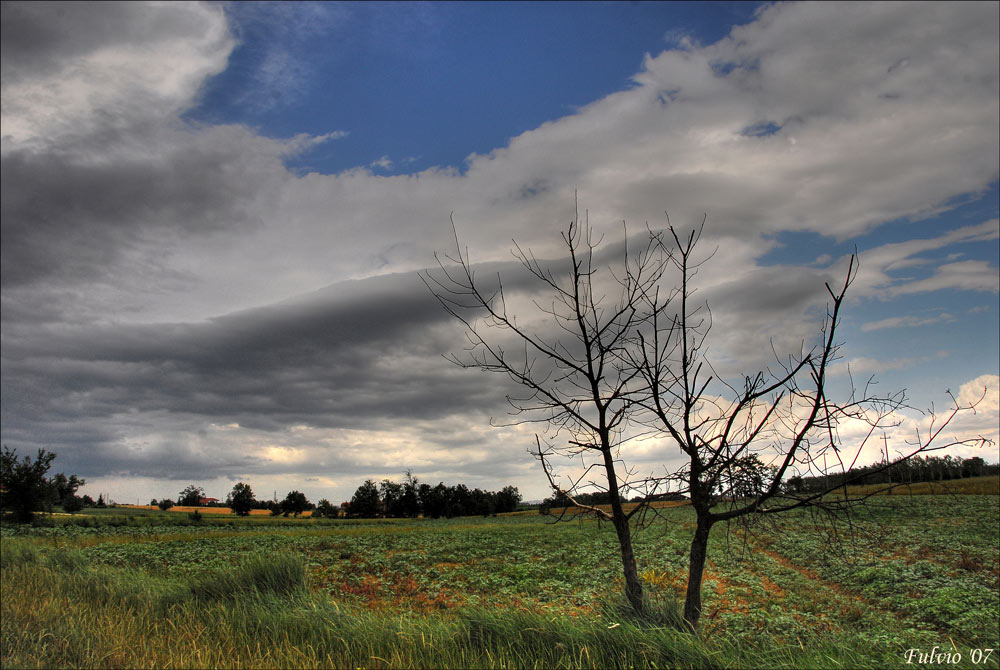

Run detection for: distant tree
[[150, 498, 158, 506], [157, 498, 175, 511], [281, 490, 309, 517], [379, 479, 404, 517], [418, 482, 452, 519], [96, 493, 106, 508], [50, 472, 86, 508], [715, 454, 774, 500], [784, 476, 805, 494], [400, 470, 421, 518], [1, 446, 57, 522], [417, 483, 436, 518], [314, 498, 338, 519], [62, 494, 84, 514], [472, 488, 496, 516], [963, 456, 987, 478], [349, 480, 381, 518], [228, 482, 256, 516], [496, 485, 522, 513], [178, 485, 204, 507], [81, 494, 96, 507]]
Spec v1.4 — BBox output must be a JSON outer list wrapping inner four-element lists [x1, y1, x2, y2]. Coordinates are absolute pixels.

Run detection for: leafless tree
[[629, 226, 990, 628], [423, 208, 671, 613], [423, 209, 991, 630]]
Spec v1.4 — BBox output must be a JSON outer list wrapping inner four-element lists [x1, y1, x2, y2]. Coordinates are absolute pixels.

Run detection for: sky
[[1, 1, 998, 506]]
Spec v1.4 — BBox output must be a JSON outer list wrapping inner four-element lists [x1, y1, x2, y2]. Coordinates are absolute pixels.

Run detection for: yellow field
[[119, 505, 315, 516]]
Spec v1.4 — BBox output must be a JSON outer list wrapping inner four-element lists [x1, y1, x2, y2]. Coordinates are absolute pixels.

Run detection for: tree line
[[146, 473, 522, 520], [538, 455, 998, 510], [785, 455, 998, 493], [5, 445, 995, 526], [1, 446, 87, 521], [1, 446, 522, 522], [345, 472, 522, 518]]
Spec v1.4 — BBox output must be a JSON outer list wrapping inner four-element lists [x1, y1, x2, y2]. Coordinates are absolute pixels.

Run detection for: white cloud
[[225, 2, 348, 112], [369, 155, 394, 170], [889, 260, 999, 296], [833, 357, 914, 377], [848, 220, 999, 298], [861, 312, 956, 332], [806, 374, 1000, 471], [0, 2, 233, 145], [7, 1, 996, 326]]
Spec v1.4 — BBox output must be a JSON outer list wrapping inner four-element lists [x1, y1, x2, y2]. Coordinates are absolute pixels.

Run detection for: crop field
[[2, 494, 998, 669]]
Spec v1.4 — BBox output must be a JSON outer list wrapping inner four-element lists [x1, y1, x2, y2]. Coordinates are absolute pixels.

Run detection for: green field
[[2, 495, 998, 669]]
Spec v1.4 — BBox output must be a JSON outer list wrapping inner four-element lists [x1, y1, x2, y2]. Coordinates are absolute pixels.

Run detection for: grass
[[2, 495, 998, 669], [0, 546, 896, 669]]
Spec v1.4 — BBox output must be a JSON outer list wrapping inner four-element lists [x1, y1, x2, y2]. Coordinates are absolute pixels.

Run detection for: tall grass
[[189, 552, 305, 601], [0, 540, 900, 669]]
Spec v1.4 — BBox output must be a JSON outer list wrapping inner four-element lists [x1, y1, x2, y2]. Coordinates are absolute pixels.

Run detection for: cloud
[[848, 220, 1000, 299], [0, 1, 233, 143], [888, 260, 999, 296], [369, 155, 394, 171], [1, 1, 997, 501], [861, 312, 956, 332], [832, 356, 915, 377]]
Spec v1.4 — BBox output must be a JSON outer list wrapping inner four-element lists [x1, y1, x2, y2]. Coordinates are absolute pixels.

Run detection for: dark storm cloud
[[698, 264, 840, 373], [0, 246, 623, 481], [1, 269, 514, 434], [1, 0, 248, 289], [0, 2, 214, 83], [0, 126, 288, 287]]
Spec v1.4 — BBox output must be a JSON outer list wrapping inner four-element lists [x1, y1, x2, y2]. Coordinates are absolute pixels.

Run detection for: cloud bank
[[2, 1, 996, 502]]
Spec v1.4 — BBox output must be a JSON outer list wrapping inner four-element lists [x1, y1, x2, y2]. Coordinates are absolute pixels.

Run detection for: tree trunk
[[612, 512, 644, 614], [683, 514, 713, 630], [603, 448, 644, 614]]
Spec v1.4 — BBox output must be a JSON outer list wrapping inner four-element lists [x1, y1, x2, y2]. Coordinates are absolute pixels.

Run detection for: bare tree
[[424, 209, 991, 630], [630, 226, 990, 629], [423, 208, 670, 614]]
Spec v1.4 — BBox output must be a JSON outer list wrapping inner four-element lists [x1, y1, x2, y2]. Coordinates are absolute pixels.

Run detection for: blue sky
[[1, 1, 997, 505], [190, 2, 762, 176]]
